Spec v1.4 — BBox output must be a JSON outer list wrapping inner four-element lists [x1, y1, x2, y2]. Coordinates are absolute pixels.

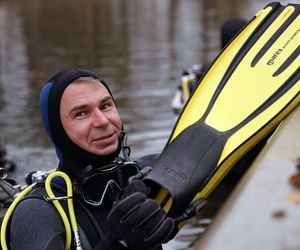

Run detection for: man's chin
[[90, 145, 118, 156]]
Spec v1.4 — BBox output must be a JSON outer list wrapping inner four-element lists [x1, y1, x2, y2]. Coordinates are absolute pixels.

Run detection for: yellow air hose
[[45, 171, 82, 250], [1, 183, 37, 250], [0, 171, 82, 250]]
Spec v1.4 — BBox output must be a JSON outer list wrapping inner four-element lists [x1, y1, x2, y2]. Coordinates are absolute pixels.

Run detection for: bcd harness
[[0, 158, 141, 250], [1, 170, 87, 250]]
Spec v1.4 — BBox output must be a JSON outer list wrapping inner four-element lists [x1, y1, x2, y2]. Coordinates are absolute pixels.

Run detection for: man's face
[[60, 80, 122, 156]]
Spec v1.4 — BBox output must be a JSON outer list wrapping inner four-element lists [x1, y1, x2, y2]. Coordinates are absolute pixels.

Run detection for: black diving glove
[[106, 191, 174, 249]]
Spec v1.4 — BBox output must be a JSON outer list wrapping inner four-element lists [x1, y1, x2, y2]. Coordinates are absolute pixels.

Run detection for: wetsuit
[[10, 187, 134, 249], [10, 155, 162, 250]]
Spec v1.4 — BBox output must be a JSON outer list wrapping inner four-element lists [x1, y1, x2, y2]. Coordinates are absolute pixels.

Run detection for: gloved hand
[[106, 191, 174, 249]]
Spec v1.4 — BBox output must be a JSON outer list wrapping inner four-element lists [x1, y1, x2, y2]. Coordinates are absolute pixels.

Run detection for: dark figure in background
[[220, 18, 247, 49], [9, 68, 175, 250], [172, 18, 247, 113], [0, 138, 17, 173]]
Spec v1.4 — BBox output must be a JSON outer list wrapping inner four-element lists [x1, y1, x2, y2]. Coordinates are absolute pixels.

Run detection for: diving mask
[[76, 160, 140, 206]]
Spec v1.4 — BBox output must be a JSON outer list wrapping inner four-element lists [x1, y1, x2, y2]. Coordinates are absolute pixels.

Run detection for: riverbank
[[194, 106, 300, 250]]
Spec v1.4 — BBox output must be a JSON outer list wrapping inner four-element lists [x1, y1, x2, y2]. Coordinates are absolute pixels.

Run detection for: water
[[0, 0, 275, 181], [0, 0, 297, 248]]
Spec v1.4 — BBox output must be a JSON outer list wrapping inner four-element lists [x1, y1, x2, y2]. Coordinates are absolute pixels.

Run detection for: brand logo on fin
[[267, 48, 283, 65], [266, 28, 299, 66], [162, 165, 186, 183]]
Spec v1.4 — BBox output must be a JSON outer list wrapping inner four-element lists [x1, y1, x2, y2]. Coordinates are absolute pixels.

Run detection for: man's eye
[[101, 103, 111, 110], [75, 111, 87, 117]]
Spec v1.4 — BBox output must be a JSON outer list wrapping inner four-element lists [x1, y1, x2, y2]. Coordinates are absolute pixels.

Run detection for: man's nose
[[91, 109, 109, 127]]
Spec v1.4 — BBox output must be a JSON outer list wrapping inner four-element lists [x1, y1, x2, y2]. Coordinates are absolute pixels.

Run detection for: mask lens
[[80, 161, 139, 206]]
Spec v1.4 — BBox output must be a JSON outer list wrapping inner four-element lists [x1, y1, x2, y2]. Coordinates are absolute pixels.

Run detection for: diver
[[0, 138, 17, 173], [171, 18, 247, 114], [8, 68, 175, 249]]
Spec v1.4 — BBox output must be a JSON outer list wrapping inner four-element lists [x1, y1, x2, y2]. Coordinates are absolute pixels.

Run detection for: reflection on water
[[0, 4, 30, 144], [0, 0, 270, 179], [0, 0, 287, 248]]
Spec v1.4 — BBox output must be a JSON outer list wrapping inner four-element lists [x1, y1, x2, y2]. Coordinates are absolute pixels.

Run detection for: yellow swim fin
[[144, 2, 300, 219]]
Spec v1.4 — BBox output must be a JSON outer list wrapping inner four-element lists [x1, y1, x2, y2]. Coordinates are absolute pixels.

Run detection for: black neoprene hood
[[39, 67, 121, 177]]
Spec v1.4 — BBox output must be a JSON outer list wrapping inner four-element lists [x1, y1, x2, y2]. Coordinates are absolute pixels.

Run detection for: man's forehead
[[59, 77, 114, 112], [61, 91, 112, 117], [65, 79, 109, 93], [71, 76, 104, 86]]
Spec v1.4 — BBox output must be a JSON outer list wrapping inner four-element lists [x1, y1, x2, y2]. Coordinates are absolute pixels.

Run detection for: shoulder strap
[[73, 198, 105, 246], [47, 182, 105, 247], [13, 184, 104, 248]]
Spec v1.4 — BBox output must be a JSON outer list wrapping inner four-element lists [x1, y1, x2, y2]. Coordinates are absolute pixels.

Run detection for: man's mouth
[[92, 133, 114, 142]]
